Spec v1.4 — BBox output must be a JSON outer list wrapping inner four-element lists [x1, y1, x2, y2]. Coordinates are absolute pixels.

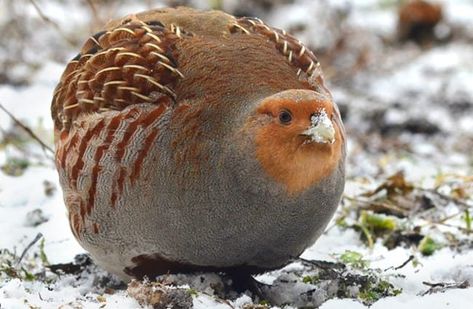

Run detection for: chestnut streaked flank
[[51, 7, 346, 280]]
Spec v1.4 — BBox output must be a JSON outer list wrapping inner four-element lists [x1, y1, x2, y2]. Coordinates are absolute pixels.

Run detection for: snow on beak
[[302, 109, 335, 144]]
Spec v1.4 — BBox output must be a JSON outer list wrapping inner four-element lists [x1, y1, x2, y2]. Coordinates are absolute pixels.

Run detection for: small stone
[[24, 209, 48, 227], [43, 180, 56, 197]]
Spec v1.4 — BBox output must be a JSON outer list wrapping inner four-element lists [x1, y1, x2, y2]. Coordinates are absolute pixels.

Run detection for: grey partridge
[[51, 7, 346, 281]]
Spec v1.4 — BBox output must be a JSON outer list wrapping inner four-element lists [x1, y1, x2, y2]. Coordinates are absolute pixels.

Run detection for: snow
[[0, 166, 84, 264], [305, 109, 336, 144], [1, 0, 473, 308], [322, 289, 473, 309], [193, 294, 231, 309], [1, 278, 140, 309]]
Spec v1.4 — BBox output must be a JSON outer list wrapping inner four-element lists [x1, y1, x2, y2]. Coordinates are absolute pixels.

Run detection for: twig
[[344, 195, 409, 217], [0, 102, 54, 156], [395, 255, 415, 270], [421, 219, 470, 233], [423, 281, 444, 288], [16, 233, 43, 267], [417, 187, 472, 210], [28, 0, 76, 47], [421, 280, 470, 296], [298, 257, 346, 270], [385, 255, 415, 271]]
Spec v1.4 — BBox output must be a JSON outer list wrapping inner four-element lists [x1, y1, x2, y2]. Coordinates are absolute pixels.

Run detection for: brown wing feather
[[51, 20, 189, 131], [230, 17, 331, 97]]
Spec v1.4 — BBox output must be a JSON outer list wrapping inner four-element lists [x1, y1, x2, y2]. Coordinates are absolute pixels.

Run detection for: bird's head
[[244, 89, 345, 195]]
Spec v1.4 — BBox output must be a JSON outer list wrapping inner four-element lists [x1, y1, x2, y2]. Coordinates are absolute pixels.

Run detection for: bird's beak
[[301, 110, 335, 144]]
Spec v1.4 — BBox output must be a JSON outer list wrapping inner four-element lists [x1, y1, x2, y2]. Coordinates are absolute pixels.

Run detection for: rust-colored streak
[[113, 107, 140, 161], [69, 212, 82, 239], [86, 114, 122, 215], [59, 129, 69, 142], [110, 188, 118, 208], [110, 105, 168, 206], [79, 201, 87, 223], [116, 167, 127, 201], [92, 222, 100, 234], [138, 101, 169, 128], [170, 104, 206, 175], [70, 119, 106, 185], [130, 104, 168, 183], [130, 128, 159, 183], [114, 109, 150, 162], [59, 129, 80, 169]]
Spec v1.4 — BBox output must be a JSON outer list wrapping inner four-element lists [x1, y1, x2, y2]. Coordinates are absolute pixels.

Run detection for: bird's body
[[52, 7, 346, 280]]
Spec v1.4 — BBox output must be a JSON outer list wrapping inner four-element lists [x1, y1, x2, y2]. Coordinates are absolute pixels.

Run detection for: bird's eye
[[279, 110, 293, 125]]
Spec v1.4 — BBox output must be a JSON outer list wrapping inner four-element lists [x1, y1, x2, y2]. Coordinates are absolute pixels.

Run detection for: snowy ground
[[1, 0, 473, 308]]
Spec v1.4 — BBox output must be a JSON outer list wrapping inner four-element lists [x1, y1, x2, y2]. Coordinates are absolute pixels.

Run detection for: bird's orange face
[[256, 97, 338, 146], [250, 90, 345, 195]]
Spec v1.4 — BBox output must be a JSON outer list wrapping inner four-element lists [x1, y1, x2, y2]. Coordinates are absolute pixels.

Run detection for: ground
[[1, 0, 472, 308]]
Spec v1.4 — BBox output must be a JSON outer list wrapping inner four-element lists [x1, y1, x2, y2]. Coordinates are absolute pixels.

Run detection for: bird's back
[[104, 7, 236, 38], [52, 7, 323, 131]]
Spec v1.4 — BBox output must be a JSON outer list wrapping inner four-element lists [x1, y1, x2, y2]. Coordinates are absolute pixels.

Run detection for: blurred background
[[0, 1, 473, 307]]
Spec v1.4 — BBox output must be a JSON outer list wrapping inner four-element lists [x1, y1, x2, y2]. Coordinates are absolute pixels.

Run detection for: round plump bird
[[51, 7, 346, 280]]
